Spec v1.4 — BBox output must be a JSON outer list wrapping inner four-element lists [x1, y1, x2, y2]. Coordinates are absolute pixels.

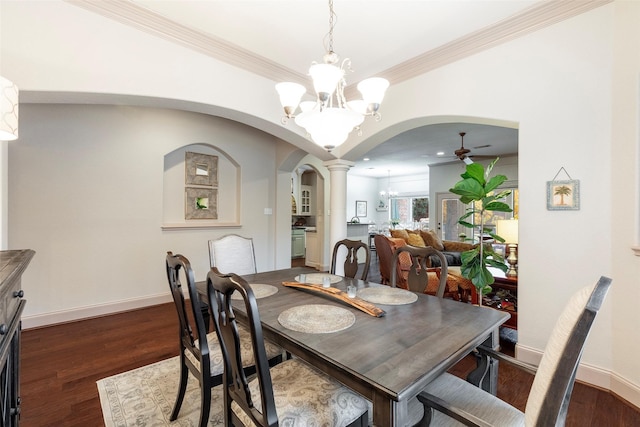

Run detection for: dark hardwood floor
[[19, 260, 640, 426]]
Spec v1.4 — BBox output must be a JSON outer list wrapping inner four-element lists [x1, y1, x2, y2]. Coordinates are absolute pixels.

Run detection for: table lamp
[[496, 218, 519, 277]]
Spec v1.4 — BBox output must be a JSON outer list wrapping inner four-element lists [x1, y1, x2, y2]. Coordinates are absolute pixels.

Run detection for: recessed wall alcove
[[162, 143, 241, 229]]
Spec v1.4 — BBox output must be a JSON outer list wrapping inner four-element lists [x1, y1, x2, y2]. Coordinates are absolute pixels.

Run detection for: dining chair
[[374, 234, 394, 285], [390, 244, 449, 298], [330, 238, 371, 280], [416, 276, 612, 427], [208, 234, 257, 275], [165, 252, 282, 427], [206, 269, 370, 427]]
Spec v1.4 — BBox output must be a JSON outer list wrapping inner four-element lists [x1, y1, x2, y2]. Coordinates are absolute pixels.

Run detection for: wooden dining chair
[[206, 269, 370, 427], [330, 238, 371, 280], [165, 252, 281, 427], [374, 234, 394, 285], [208, 234, 257, 275], [390, 245, 449, 298], [416, 276, 612, 427]]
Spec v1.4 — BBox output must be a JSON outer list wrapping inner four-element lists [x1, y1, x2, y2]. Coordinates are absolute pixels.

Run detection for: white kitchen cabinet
[[299, 185, 313, 216], [305, 231, 320, 268]]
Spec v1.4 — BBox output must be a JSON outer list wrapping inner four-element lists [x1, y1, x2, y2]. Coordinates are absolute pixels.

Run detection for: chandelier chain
[[327, 0, 335, 54]]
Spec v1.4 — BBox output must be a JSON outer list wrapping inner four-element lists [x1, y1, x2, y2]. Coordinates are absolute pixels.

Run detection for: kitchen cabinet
[[291, 228, 305, 258], [305, 231, 320, 269], [299, 185, 313, 216]]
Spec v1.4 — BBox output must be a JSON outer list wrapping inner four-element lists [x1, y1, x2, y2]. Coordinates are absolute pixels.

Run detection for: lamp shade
[[275, 82, 306, 110], [0, 77, 19, 141], [357, 77, 389, 105], [496, 219, 519, 244]]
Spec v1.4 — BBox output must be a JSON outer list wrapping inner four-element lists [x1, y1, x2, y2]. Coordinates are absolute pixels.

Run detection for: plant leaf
[[484, 201, 512, 212], [461, 163, 486, 186]]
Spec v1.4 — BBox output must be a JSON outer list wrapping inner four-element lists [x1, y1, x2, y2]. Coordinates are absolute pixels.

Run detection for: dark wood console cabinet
[[0, 250, 34, 426]]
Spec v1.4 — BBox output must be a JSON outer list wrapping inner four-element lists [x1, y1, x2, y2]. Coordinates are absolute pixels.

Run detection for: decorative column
[[323, 159, 354, 269]]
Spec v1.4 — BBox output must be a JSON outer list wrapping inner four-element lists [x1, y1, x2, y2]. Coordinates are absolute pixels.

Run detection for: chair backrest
[[390, 245, 448, 297], [374, 234, 394, 285], [208, 234, 257, 275], [166, 252, 210, 364], [207, 269, 278, 427], [525, 276, 612, 426], [330, 239, 371, 280]]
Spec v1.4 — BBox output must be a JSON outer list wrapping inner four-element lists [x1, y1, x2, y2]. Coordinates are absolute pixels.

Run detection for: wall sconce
[[1, 77, 19, 141]]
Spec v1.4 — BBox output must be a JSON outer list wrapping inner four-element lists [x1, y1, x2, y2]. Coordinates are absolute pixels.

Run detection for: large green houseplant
[[449, 158, 513, 304]]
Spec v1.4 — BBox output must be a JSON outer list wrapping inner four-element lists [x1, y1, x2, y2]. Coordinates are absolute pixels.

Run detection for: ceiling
[[70, 0, 604, 177]]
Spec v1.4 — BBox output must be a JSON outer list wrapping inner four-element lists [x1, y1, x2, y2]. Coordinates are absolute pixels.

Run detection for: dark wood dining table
[[197, 266, 509, 427]]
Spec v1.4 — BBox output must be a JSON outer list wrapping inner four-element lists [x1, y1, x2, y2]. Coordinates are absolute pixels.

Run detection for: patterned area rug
[[97, 357, 225, 426]]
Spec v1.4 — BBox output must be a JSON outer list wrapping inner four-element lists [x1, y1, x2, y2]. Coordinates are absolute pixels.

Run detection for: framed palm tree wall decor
[[547, 179, 580, 210]]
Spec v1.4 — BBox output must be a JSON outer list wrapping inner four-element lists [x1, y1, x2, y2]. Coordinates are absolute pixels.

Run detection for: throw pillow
[[420, 230, 444, 251], [390, 229, 410, 242], [406, 233, 426, 247]]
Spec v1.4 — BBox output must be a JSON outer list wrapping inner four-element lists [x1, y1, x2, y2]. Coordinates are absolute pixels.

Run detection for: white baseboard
[[22, 293, 172, 330], [516, 343, 640, 409]]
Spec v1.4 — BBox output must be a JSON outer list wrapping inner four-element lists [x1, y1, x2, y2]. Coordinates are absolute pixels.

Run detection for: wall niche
[[162, 143, 241, 229]]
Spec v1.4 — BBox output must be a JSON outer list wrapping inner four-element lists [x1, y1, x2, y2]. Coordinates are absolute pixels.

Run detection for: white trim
[[516, 343, 640, 409], [22, 293, 172, 330]]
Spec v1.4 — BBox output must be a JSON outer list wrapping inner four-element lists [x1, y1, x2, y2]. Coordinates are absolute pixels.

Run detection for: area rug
[[97, 357, 225, 426]]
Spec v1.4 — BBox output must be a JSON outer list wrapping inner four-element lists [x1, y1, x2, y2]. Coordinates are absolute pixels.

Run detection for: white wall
[[9, 104, 290, 325], [346, 175, 378, 225]]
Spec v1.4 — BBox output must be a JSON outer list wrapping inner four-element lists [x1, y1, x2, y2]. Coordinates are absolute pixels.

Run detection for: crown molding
[[67, 0, 611, 88], [65, 0, 307, 85], [382, 0, 613, 85]]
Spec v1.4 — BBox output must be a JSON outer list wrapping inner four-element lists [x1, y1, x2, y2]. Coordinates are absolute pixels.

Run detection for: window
[[390, 196, 429, 227]]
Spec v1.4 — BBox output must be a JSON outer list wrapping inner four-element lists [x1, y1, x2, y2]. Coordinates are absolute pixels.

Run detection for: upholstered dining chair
[[206, 269, 370, 427], [165, 252, 281, 427], [390, 245, 449, 298], [208, 234, 257, 275], [330, 238, 371, 280], [416, 276, 612, 427]]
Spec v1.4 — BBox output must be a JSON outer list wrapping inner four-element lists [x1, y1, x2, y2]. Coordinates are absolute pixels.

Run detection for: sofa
[[373, 233, 477, 303], [389, 228, 477, 267]]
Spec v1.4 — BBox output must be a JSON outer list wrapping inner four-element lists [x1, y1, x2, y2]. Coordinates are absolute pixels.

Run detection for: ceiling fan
[[454, 132, 471, 160], [453, 131, 494, 164]]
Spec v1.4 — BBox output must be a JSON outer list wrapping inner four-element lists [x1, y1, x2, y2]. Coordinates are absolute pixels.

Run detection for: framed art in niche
[[185, 152, 218, 187], [185, 187, 218, 220]]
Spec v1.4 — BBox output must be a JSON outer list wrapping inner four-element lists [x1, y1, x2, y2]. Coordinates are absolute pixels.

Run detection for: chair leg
[[170, 354, 189, 421], [198, 380, 212, 427], [346, 412, 368, 427]]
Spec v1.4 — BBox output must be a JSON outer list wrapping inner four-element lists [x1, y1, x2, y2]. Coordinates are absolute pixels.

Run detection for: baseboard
[[516, 343, 640, 410], [22, 293, 172, 330]]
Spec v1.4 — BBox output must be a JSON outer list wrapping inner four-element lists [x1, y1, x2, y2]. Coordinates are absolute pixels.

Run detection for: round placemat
[[357, 287, 418, 305], [230, 284, 278, 300], [294, 273, 342, 285], [278, 304, 355, 333]]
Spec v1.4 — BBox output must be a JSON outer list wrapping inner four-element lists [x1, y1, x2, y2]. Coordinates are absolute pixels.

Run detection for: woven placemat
[[294, 273, 342, 285], [357, 287, 418, 305], [278, 304, 355, 333], [230, 283, 278, 300]]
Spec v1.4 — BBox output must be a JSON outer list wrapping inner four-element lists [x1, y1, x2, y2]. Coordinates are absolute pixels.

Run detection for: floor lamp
[[496, 219, 519, 277]]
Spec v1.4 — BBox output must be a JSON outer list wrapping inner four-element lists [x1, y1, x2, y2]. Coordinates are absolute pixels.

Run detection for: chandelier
[[275, 0, 389, 152]]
